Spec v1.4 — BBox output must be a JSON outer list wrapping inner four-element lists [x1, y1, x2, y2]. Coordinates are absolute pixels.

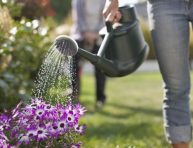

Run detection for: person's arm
[[72, 0, 87, 32], [103, 0, 121, 23]]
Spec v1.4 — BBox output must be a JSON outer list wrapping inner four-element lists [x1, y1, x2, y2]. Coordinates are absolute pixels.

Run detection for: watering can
[[55, 5, 149, 77]]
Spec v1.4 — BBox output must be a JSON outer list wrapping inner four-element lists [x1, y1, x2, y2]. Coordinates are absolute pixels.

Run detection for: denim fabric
[[147, 0, 193, 144]]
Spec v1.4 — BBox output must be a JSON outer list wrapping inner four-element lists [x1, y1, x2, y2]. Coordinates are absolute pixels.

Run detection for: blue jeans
[[147, 0, 192, 144]]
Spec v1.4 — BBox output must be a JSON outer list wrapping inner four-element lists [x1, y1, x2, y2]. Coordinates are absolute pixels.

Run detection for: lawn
[[79, 71, 193, 148]]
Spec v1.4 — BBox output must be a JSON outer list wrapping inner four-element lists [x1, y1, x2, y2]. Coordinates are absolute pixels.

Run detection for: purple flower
[[44, 104, 54, 112], [11, 101, 22, 118], [65, 103, 76, 115], [18, 118, 29, 127], [35, 108, 45, 118], [20, 108, 33, 118], [46, 122, 59, 137], [35, 127, 48, 141], [75, 104, 86, 116], [11, 126, 20, 138], [18, 134, 30, 145], [0, 139, 11, 148], [26, 129, 37, 139], [0, 98, 86, 146], [70, 142, 82, 148], [0, 126, 3, 132], [0, 114, 10, 130], [66, 113, 77, 126], [57, 120, 68, 133], [31, 98, 45, 105], [0, 131, 9, 141], [56, 104, 66, 118], [74, 124, 86, 135]]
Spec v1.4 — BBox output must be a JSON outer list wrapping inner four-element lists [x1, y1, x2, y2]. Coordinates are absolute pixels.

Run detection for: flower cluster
[[0, 98, 86, 148]]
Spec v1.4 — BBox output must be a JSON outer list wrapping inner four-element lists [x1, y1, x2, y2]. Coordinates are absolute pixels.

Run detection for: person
[[103, 0, 192, 148], [70, 0, 107, 107]]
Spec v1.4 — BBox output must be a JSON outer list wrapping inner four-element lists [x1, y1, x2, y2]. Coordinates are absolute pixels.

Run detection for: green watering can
[[55, 5, 149, 77]]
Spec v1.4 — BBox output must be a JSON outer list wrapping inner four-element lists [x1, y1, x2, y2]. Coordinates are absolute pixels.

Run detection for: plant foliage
[[0, 0, 52, 110]]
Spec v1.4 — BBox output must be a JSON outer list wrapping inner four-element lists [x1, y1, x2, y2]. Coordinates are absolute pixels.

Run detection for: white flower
[[20, 19, 25, 24], [9, 27, 17, 35], [32, 20, 40, 29], [2, 0, 7, 4], [38, 27, 48, 36], [26, 22, 32, 28], [9, 36, 15, 42]]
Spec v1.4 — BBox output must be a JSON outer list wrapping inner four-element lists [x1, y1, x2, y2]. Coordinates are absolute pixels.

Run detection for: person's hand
[[83, 31, 99, 45], [103, 0, 121, 23]]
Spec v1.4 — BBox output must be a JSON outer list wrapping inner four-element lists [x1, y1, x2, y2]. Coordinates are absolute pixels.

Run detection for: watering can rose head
[[54, 35, 78, 56]]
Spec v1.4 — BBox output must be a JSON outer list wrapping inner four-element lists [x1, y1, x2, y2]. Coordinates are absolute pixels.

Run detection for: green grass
[[78, 71, 193, 148]]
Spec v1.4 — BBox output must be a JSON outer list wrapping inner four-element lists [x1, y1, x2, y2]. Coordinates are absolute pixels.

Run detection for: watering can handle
[[97, 22, 113, 57], [106, 21, 113, 33]]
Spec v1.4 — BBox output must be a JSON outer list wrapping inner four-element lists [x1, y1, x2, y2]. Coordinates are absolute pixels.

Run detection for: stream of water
[[32, 43, 73, 105]]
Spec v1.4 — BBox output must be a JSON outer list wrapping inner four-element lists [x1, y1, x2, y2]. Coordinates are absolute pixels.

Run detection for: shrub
[[0, 1, 52, 110]]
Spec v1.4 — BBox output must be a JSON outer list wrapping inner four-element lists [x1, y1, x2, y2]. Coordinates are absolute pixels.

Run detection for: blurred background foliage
[[50, 0, 71, 23], [0, 0, 52, 110]]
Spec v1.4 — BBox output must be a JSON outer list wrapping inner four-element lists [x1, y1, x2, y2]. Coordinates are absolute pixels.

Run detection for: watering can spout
[[77, 48, 119, 76], [77, 49, 98, 64]]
